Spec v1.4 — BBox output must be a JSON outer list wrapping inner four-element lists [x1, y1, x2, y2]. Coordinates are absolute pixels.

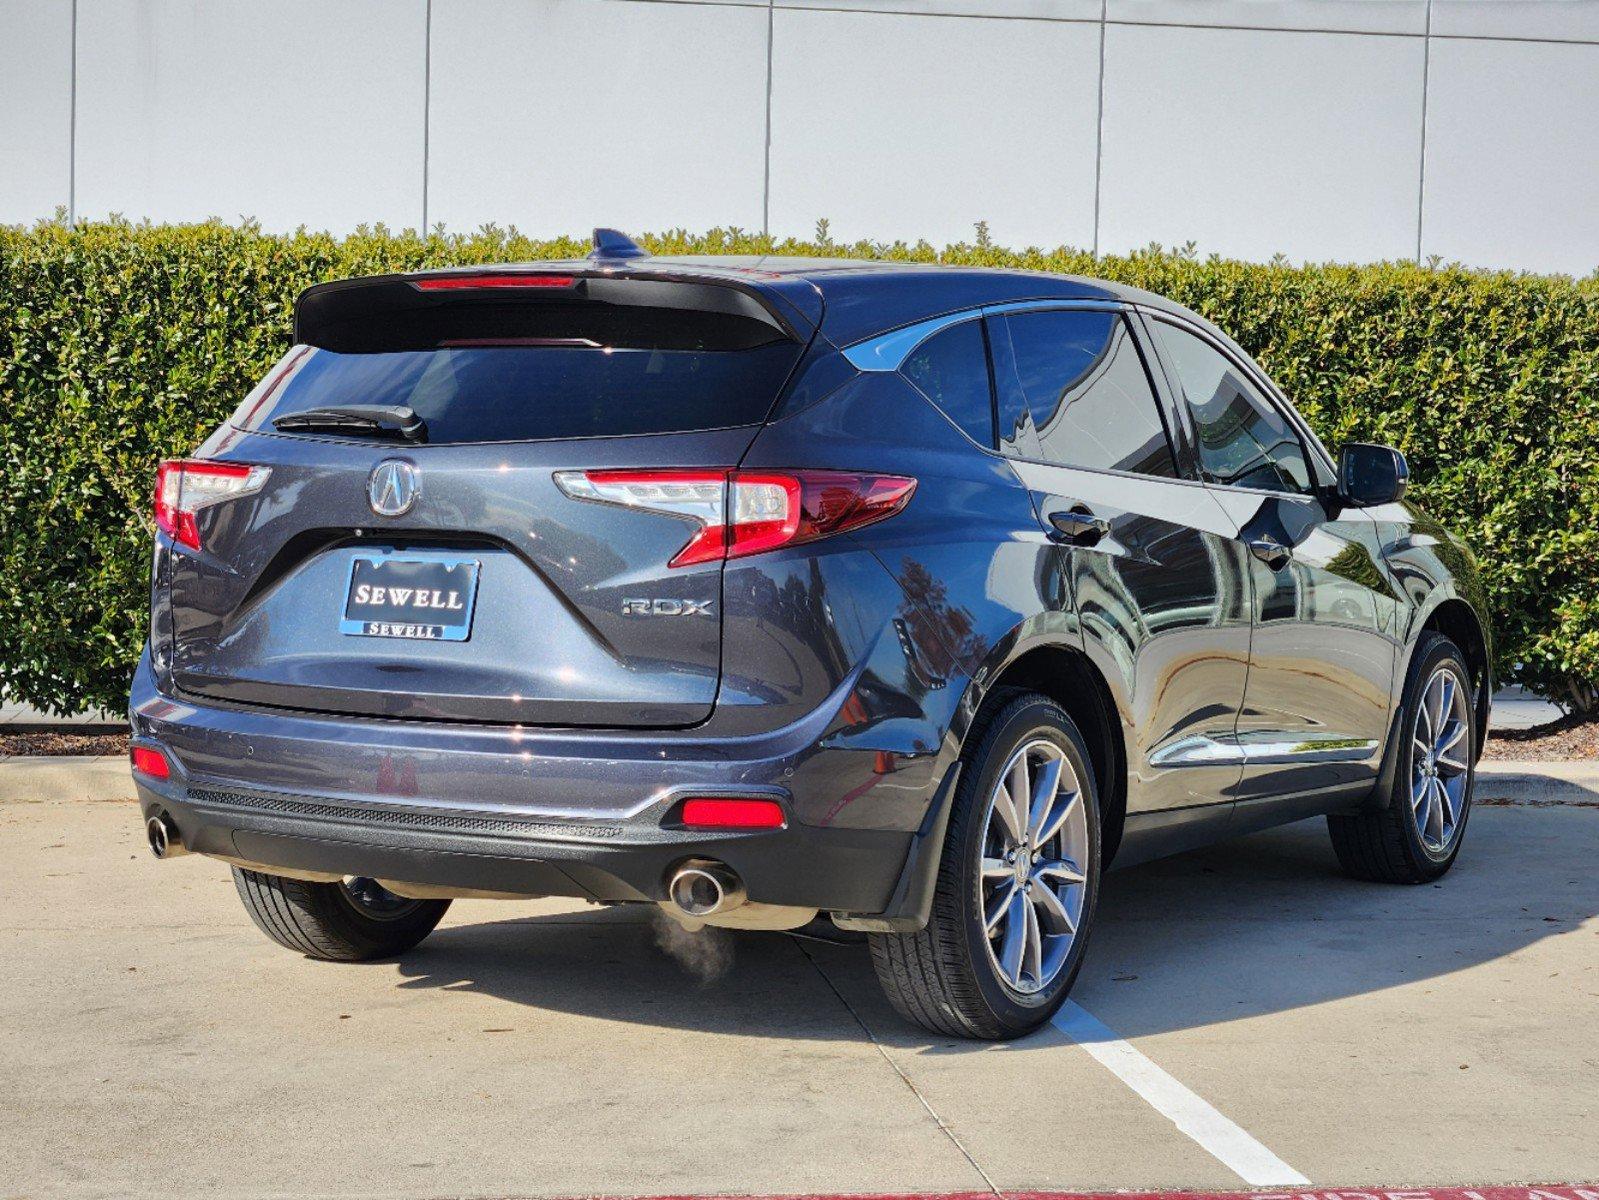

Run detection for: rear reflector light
[[131, 746, 170, 780], [414, 274, 577, 291], [680, 798, 786, 830], [154, 459, 270, 551], [554, 469, 916, 568]]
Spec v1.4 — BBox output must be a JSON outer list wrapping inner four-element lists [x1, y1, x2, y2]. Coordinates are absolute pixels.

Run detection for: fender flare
[[834, 620, 1112, 933], [1364, 581, 1492, 813]]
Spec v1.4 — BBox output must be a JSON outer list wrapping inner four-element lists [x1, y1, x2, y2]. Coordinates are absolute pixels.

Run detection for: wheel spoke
[[1035, 857, 1086, 886], [1022, 895, 1044, 985], [1427, 780, 1445, 843], [1410, 775, 1430, 812], [1007, 755, 1032, 843], [1440, 775, 1463, 826], [991, 784, 1025, 845], [1435, 722, 1468, 775], [985, 881, 1016, 933], [1427, 672, 1446, 736], [998, 890, 1029, 984], [981, 856, 1012, 880], [1031, 879, 1077, 936], [1027, 755, 1065, 840], [1033, 786, 1080, 849]]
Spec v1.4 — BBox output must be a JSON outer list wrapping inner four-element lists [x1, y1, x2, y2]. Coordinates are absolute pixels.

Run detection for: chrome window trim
[[842, 299, 1119, 373]]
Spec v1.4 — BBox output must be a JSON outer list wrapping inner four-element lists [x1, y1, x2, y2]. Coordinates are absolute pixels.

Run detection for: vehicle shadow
[[390, 805, 1597, 1046]]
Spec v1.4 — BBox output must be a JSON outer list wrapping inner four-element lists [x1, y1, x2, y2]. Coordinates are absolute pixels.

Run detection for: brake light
[[154, 459, 270, 551], [554, 469, 916, 567], [413, 274, 577, 291], [130, 746, 170, 780], [680, 797, 786, 830]]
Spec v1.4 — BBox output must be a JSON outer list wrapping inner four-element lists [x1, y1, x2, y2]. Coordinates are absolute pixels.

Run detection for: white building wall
[[2, 0, 1596, 275]]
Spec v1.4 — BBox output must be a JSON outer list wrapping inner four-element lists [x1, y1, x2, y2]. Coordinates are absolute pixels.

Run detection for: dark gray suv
[[131, 231, 1491, 1039]]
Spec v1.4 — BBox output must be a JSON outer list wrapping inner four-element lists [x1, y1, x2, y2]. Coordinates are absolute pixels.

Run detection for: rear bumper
[[130, 652, 937, 914], [133, 778, 910, 911]]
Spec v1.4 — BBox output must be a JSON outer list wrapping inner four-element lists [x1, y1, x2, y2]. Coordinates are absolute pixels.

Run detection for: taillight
[[130, 746, 170, 780], [554, 469, 916, 567], [154, 459, 270, 551], [680, 797, 786, 830]]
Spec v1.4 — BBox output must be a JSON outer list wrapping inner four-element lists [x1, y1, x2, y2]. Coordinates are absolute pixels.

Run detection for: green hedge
[[3, 219, 1597, 716]]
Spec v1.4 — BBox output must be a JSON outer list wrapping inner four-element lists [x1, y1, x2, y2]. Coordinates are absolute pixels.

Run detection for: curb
[[1474, 759, 1599, 804], [2, 756, 1598, 806], [0, 756, 134, 803]]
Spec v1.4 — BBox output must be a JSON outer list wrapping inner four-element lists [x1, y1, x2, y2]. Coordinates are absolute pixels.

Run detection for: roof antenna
[[589, 228, 650, 262]]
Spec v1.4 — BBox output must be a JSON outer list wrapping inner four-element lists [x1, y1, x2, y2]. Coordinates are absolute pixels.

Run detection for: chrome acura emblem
[[368, 460, 419, 517]]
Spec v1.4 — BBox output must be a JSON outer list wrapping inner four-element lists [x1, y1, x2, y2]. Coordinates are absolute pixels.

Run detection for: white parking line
[[1052, 1001, 1310, 1187]]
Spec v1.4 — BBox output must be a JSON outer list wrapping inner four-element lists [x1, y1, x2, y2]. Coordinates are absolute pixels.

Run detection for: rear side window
[[996, 309, 1178, 477], [1149, 320, 1311, 493], [899, 319, 995, 448], [238, 342, 803, 444]]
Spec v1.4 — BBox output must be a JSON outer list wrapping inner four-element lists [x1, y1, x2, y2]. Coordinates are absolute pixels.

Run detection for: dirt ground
[[1483, 713, 1599, 760]]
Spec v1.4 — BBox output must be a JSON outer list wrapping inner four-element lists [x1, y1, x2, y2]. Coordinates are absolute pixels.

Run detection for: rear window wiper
[[272, 405, 428, 442]]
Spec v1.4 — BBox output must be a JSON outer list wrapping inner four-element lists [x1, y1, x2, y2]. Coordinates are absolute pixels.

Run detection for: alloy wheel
[[979, 738, 1090, 995], [1411, 666, 1471, 853]]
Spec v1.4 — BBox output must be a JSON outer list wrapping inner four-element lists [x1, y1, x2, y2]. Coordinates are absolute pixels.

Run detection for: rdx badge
[[622, 598, 713, 617]]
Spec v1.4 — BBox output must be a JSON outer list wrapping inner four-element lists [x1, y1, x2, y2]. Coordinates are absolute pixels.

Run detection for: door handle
[[1247, 536, 1292, 569], [1048, 505, 1111, 547]]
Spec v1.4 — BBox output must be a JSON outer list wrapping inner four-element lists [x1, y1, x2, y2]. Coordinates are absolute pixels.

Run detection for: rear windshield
[[236, 342, 804, 444]]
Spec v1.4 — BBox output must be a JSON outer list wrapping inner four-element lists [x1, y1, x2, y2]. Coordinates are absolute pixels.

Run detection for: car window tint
[[999, 309, 1177, 477], [239, 342, 801, 444], [1151, 321, 1311, 493], [900, 319, 995, 448]]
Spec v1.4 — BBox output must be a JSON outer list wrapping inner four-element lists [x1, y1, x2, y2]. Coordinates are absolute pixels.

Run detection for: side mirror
[[1338, 442, 1409, 507]]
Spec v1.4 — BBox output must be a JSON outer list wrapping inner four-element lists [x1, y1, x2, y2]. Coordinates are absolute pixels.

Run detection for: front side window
[[1150, 321, 1311, 493], [899, 319, 996, 448], [996, 309, 1177, 477]]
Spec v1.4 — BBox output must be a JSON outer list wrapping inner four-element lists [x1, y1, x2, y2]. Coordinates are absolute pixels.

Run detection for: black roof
[[599, 255, 1191, 346]]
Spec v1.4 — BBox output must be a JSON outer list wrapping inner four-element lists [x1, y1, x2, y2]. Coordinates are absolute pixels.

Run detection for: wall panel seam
[[68, 0, 78, 226], [1415, 0, 1432, 263], [422, 0, 432, 234]]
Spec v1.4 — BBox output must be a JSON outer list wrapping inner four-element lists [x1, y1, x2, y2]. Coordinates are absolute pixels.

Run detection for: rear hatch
[[160, 269, 809, 727]]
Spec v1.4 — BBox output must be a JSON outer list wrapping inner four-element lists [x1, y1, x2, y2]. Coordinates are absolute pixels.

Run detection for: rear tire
[[869, 691, 1101, 1040], [1328, 632, 1477, 884], [233, 868, 450, 961]]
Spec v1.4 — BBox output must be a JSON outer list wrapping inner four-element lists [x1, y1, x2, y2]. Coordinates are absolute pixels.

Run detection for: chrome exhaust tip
[[668, 860, 746, 918], [146, 812, 187, 860]]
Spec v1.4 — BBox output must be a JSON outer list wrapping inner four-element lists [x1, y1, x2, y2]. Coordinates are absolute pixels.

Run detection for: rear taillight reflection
[[154, 459, 269, 551], [554, 469, 916, 567]]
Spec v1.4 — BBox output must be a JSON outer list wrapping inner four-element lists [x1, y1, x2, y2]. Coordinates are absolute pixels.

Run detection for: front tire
[[1328, 632, 1477, 884], [233, 868, 450, 961], [869, 692, 1101, 1040]]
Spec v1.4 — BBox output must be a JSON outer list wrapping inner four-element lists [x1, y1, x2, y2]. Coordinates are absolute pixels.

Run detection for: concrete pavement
[[2, 790, 1595, 1198]]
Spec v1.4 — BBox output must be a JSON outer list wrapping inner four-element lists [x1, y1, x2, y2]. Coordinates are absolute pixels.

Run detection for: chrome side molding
[[1151, 733, 1380, 768]]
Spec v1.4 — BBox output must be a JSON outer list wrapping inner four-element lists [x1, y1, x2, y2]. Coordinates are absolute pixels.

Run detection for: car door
[[986, 303, 1254, 816], [1143, 314, 1399, 804]]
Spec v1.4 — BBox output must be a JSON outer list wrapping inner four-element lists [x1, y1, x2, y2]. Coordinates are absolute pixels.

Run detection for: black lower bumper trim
[[140, 783, 913, 914]]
